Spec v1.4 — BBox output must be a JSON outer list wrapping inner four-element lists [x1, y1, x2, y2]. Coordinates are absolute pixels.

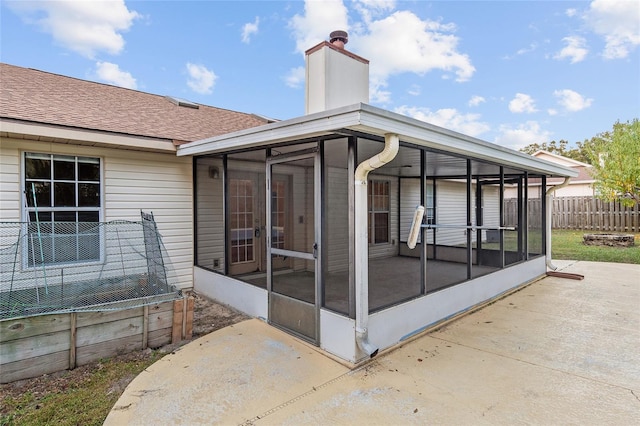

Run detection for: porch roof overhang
[[177, 103, 578, 178]]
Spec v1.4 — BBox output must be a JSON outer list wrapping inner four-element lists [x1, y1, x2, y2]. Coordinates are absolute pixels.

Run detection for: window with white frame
[[23, 152, 102, 266], [368, 179, 390, 244]]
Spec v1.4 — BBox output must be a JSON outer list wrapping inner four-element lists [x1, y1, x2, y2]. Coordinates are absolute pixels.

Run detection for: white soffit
[[177, 103, 577, 178]]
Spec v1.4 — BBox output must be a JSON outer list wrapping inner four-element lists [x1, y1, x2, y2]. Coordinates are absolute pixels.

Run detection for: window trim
[[21, 151, 105, 269], [367, 178, 391, 245]]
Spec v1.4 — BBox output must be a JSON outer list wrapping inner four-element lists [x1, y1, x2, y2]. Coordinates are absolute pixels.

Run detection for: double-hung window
[[368, 179, 390, 244], [23, 153, 102, 266]]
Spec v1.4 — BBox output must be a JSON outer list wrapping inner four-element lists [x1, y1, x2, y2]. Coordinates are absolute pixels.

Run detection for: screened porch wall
[[193, 138, 546, 319]]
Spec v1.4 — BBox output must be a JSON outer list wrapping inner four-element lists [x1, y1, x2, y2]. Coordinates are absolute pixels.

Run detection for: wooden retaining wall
[[0, 297, 193, 383]]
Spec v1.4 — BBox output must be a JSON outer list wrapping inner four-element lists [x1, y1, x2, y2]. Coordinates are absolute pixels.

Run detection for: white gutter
[[354, 133, 399, 359], [545, 177, 571, 270]]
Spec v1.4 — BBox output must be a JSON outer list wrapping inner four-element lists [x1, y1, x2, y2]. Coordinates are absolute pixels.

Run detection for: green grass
[[0, 351, 162, 426], [551, 229, 640, 264]]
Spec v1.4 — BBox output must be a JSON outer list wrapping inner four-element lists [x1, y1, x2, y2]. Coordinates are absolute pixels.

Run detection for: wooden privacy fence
[[551, 196, 639, 232], [505, 196, 639, 233]]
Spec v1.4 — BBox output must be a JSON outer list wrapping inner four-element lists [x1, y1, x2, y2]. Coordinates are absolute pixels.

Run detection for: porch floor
[[242, 256, 498, 313]]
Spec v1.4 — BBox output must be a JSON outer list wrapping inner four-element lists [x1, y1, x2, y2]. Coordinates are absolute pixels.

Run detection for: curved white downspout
[[354, 133, 400, 359], [545, 177, 571, 270]]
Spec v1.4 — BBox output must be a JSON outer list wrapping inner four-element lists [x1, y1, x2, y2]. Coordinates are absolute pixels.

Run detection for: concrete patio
[[105, 260, 640, 425]]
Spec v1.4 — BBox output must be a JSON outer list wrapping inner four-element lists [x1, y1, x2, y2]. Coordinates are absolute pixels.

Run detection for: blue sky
[[1, 0, 639, 150]]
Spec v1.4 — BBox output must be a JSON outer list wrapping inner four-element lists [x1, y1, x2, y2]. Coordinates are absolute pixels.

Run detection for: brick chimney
[[305, 31, 370, 115]]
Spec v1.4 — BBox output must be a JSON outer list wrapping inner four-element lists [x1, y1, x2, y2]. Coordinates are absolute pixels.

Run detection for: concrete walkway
[[105, 261, 640, 425]]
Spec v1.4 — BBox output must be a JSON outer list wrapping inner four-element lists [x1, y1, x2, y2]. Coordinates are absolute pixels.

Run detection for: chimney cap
[[329, 30, 348, 45]]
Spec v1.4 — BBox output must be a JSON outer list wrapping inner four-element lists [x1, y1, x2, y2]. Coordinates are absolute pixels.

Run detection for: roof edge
[[0, 118, 176, 153]]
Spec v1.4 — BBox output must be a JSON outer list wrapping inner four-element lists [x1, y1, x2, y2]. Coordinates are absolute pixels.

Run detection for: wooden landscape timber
[[0, 296, 193, 383]]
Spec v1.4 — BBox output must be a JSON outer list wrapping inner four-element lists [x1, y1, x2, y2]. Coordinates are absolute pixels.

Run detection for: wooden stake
[[69, 313, 77, 370], [142, 305, 149, 349]]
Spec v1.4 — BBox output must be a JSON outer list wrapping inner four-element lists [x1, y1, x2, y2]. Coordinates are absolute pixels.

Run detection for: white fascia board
[[355, 106, 578, 178], [177, 106, 363, 156], [1, 119, 176, 152], [177, 103, 577, 178]]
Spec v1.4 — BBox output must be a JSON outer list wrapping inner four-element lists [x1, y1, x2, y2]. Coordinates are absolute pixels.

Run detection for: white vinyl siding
[[481, 185, 500, 241], [0, 136, 193, 290], [195, 158, 225, 272], [399, 178, 422, 243], [326, 166, 349, 273], [434, 180, 473, 247]]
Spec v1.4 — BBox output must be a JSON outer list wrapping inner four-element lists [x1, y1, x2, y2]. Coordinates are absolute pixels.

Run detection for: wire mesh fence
[[0, 213, 182, 320]]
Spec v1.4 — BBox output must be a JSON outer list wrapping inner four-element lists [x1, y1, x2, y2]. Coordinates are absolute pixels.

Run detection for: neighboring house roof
[[532, 150, 592, 168], [529, 150, 594, 185], [0, 63, 271, 147]]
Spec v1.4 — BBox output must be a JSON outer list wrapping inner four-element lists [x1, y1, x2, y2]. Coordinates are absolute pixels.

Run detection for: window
[[368, 180, 390, 244], [24, 153, 101, 266]]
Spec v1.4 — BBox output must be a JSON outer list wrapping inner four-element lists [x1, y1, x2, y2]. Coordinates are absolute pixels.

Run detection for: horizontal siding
[[195, 158, 224, 272], [435, 180, 470, 247], [0, 140, 20, 221], [0, 137, 193, 290], [326, 166, 349, 273], [105, 150, 192, 290], [400, 178, 421, 243]]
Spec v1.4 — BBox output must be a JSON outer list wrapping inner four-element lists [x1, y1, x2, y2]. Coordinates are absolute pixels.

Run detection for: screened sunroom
[[177, 38, 576, 363]]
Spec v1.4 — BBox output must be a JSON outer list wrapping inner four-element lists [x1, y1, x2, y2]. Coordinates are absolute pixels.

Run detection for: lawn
[[551, 229, 640, 264], [0, 351, 162, 426]]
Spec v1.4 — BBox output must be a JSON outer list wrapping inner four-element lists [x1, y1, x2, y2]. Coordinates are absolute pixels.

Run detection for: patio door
[[228, 172, 291, 276], [267, 149, 320, 343]]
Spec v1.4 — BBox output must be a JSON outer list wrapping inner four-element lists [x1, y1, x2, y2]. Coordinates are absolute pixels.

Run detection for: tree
[[586, 119, 640, 206], [520, 139, 592, 164]]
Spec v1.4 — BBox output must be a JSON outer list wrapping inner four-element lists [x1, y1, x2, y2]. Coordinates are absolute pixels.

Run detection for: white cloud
[[408, 85, 421, 96], [7, 0, 139, 58], [509, 93, 537, 114], [395, 106, 490, 137], [94, 61, 137, 89], [288, 1, 475, 102], [468, 95, 485, 107], [583, 0, 640, 59], [289, 0, 349, 55], [554, 36, 588, 63], [553, 89, 593, 111], [516, 43, 538, 56], [548, 108, 558, 116], [494, 121, 552, 150], [242, 17, 260, 44], [566, 8, 578, 17], [186, 63, 217, 94], [284, 66, 306, 89], [353, 0, 396, 24], [356, 10, 475, 84], [370, 78, 392, 104]]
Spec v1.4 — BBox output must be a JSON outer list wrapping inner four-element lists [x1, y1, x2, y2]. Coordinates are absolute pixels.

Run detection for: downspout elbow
[[545, 177, 571, 271], [356, 327, 379, 358], [355, 134, 400, 182]]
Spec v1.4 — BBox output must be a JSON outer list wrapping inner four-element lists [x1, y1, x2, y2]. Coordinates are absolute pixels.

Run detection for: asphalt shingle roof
[[0, 63, 270, 144]]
